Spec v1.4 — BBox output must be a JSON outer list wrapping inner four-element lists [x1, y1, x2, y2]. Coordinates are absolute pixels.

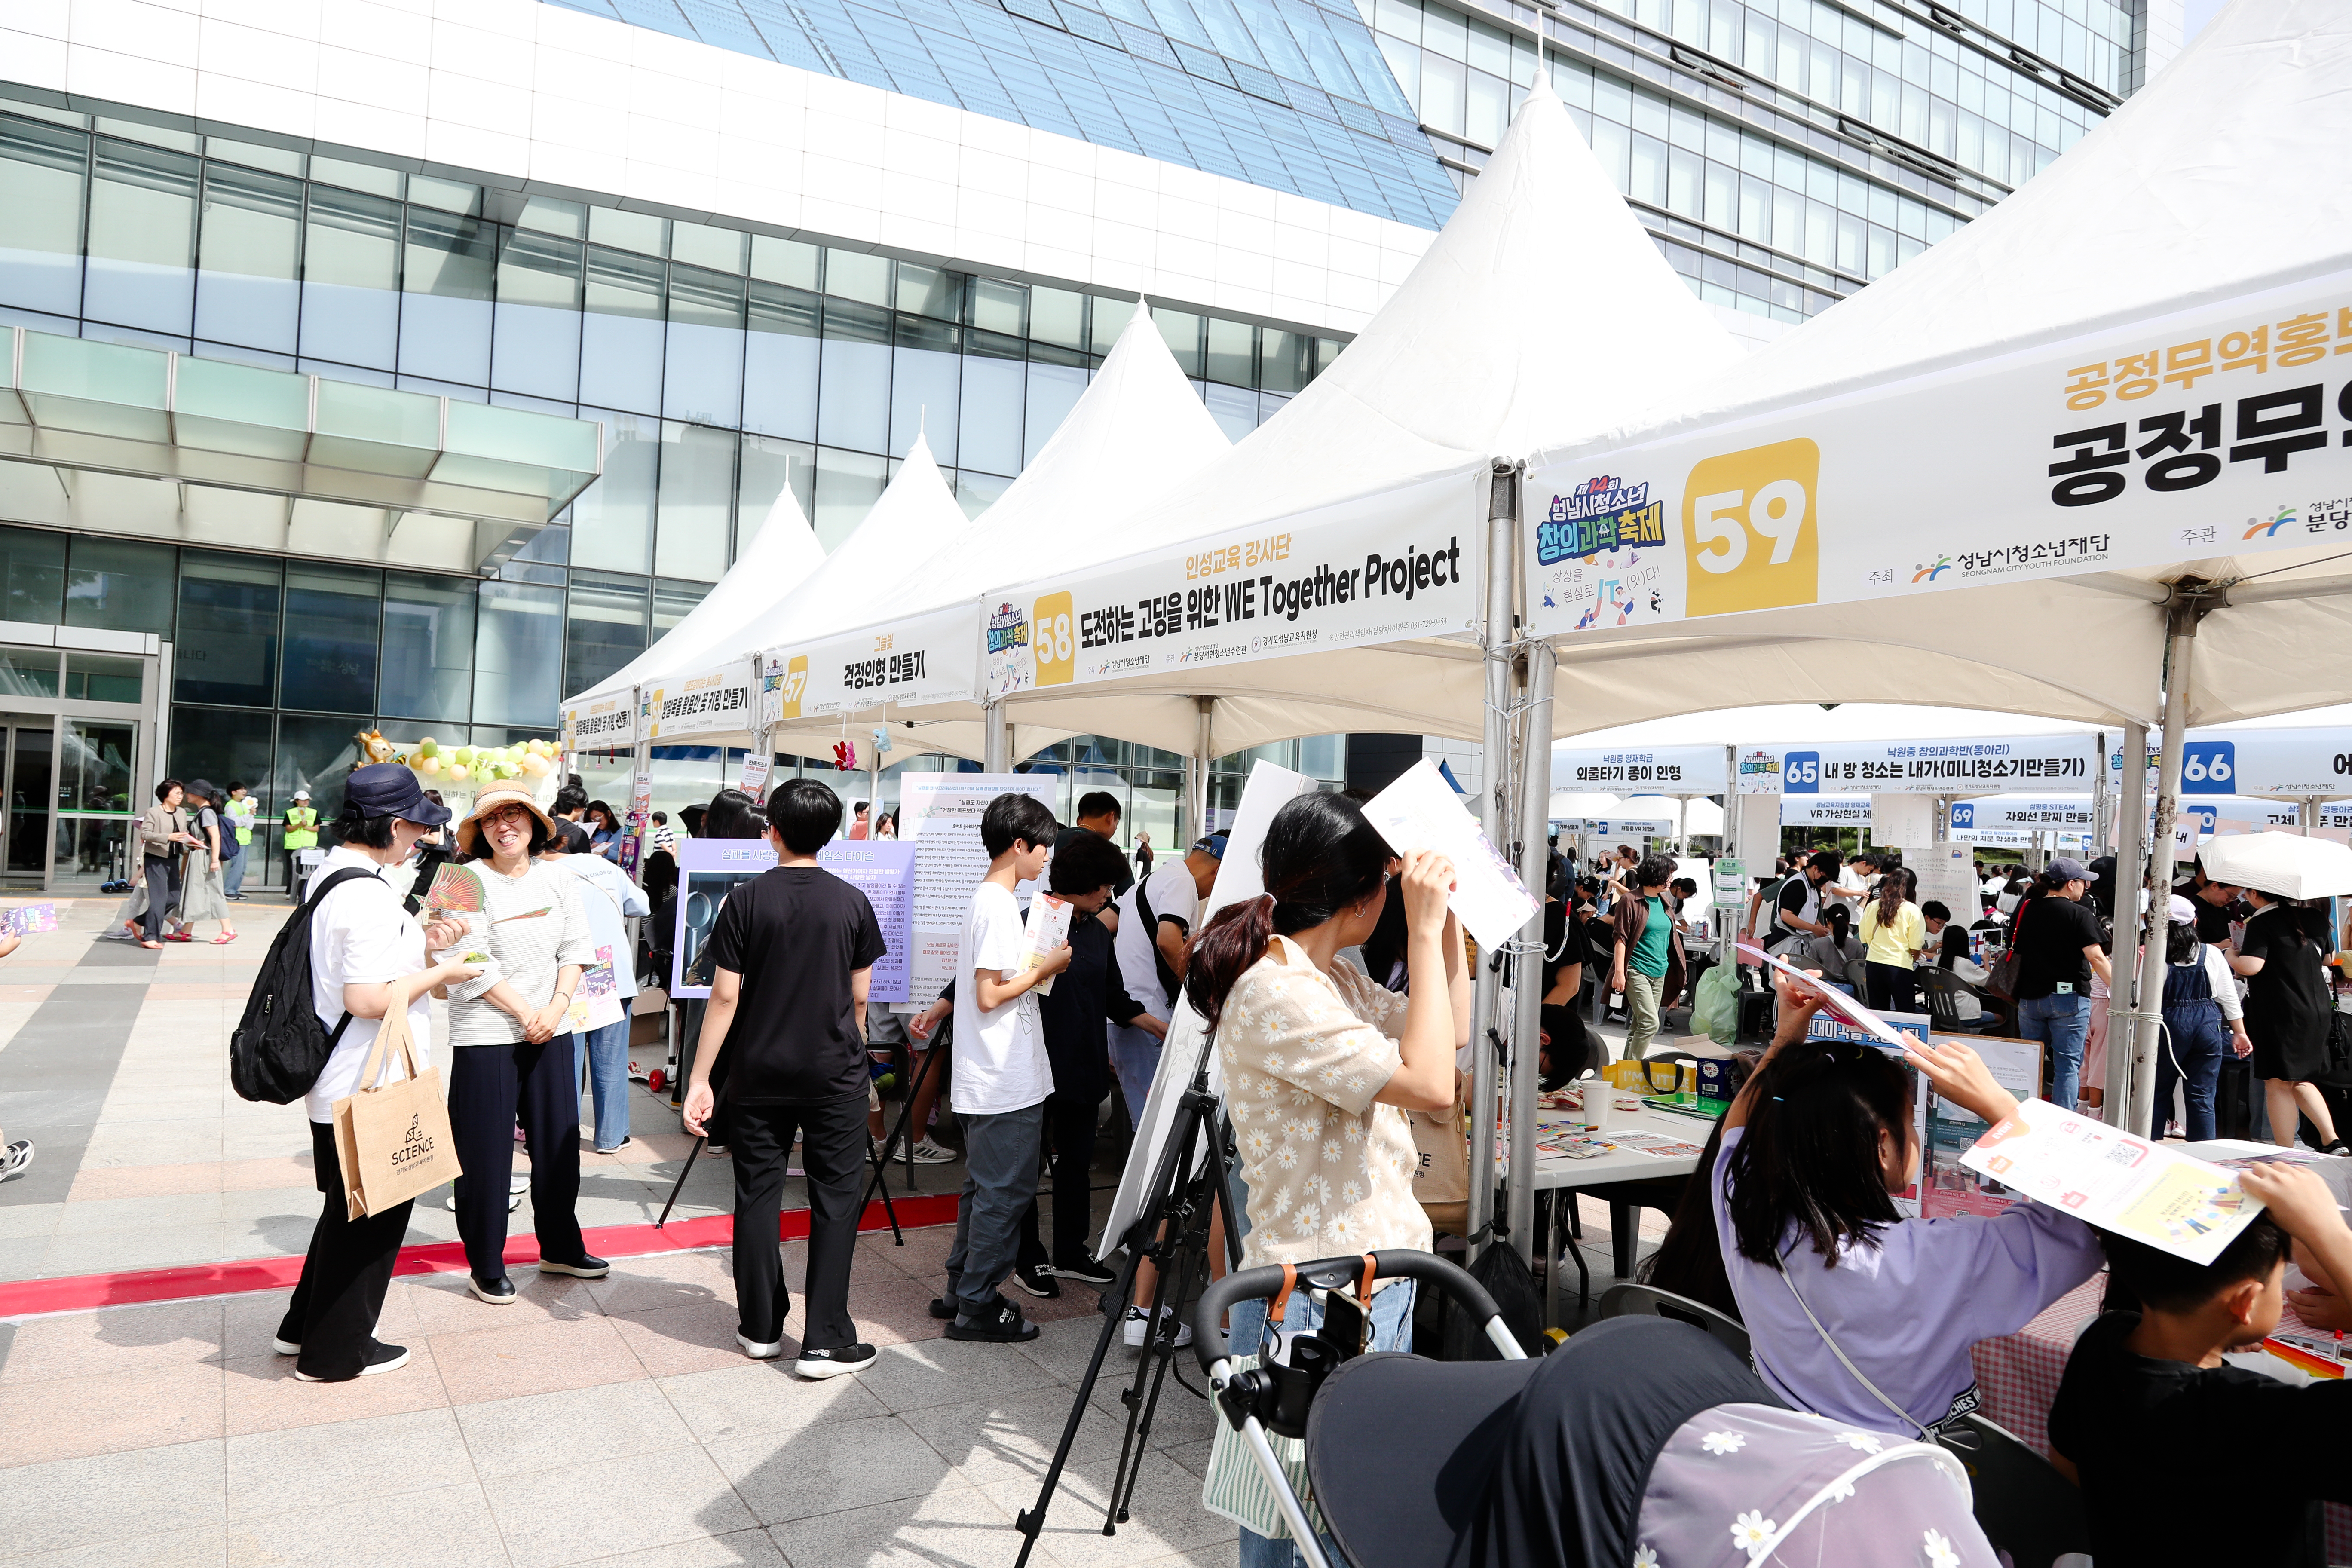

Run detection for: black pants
[[1017, 1091, 1103, 1270], [1865, 960, 1918, 1016], [729, 1092, 868, 1348], [279, 1121, 412, 1381], [446, 1039, 585, 1282], [141, 855, 179, 941]]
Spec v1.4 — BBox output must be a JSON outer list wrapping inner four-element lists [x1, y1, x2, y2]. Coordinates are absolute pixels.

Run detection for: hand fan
[[423, 862, 487, 918]]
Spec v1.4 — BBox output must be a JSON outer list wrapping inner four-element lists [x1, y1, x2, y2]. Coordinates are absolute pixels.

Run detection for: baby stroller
[[1195, 1250, 2002, 1568]]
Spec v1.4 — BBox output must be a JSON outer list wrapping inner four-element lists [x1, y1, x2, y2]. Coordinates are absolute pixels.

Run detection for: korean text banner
[[643, 660, 754, 740], [1948, 797, 2097, 831], [1780, 795, 1871, 826], [1527, 273, 2352, 638], [983, 472, 1481, 698], [2107, 725, 2352, 799], [761, 604, 979, 726], [564, 690, 637, 752], [1735, 732, 2099, 796], [1550, 742, 1727, 794]]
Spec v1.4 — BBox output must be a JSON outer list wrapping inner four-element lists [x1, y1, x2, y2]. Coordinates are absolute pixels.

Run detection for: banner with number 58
[[1524, 270, 2352, 639]]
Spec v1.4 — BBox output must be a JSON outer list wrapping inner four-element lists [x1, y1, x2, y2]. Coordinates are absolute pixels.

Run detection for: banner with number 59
[[1524, 270, 2352, 639]]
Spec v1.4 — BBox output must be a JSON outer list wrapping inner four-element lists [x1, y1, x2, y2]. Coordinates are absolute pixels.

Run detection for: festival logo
[[2243, 505, 2297, 539], [985, 600, 1032, 696], [1912, 554, 1953, 583], [1535, 475, 1665, 565]]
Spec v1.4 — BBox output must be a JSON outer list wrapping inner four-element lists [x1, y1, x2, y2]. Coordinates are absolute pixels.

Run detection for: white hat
[[292, 788, 311, 801], [2168, 893, 2198, 923]]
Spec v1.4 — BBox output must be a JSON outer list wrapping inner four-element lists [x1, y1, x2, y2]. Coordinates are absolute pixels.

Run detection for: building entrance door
[[0, 719, 54, 887], [53, 717, 139, 890]]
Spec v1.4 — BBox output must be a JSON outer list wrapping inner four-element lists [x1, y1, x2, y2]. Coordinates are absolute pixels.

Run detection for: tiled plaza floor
[[0, 896, 1656, 1567]]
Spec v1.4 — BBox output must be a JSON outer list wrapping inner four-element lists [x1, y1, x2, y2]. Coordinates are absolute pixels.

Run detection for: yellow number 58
[[1679, 438, 1821, 617]]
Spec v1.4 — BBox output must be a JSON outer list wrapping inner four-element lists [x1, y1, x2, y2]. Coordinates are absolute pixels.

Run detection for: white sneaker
[[737, 1331, 784, 1360], [905, 1138, 958, 1165], [1122, 1305, 1193, 1349], [445, 1187, 525, 1212]]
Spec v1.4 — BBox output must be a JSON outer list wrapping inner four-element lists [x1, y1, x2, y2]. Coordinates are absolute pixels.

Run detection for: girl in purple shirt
[[1710, 987, 2104, 1436]]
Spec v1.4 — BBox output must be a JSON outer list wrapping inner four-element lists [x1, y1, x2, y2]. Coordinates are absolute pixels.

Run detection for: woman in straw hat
[[443, 783, 602, 1303]]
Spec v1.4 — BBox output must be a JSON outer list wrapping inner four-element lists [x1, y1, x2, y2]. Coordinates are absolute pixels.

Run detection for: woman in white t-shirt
[[277, 764, 478, 1383]]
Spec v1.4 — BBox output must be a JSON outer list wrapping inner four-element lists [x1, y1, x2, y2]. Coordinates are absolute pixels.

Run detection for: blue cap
[[1192, 832, 1228, 860], [345, 762, 451, 826]]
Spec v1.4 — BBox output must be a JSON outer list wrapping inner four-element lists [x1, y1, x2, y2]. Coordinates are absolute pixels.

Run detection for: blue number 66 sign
[[2181, 740, 2235, 794]]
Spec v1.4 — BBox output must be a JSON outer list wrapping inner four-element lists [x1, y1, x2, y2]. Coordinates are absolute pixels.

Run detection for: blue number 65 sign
[[1784, 750, 1821, 793], [2181, 740, 2235, 794]]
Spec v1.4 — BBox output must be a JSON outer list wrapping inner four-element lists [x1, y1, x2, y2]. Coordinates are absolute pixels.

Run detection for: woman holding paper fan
[[443, 784, 600, 1304]]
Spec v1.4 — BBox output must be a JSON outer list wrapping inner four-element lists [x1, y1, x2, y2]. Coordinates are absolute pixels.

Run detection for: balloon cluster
[[382, 734, 559, 784]]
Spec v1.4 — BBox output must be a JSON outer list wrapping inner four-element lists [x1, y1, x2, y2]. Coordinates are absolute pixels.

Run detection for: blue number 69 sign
[[2181, 740, 2235, 794]]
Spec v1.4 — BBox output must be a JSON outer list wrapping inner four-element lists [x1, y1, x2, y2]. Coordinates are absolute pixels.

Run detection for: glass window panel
[[1630, 130, 1666, 205], [817, 297, 892, 453], [1259, 328, 1307, 394], [64, 653, 141, 704], [579, 245, 666, 415], [1372, 0, 1418, 40], [1589, 115, 1631, 191], [398, 207, 494, 386], [744, 281, 821, 441], [825, 249, 891, 306], [1668, 144, 1701, 215], [1091, 295, 1138, 343], [1203, 380, 1256, 441], [515, 194, 585, 238], [406, 175, 478, 216], [1023, 359, 1087, 466], [652, 579, 708, 641], [1298, 732, 1343, 779], [300, 184, 402, 370], [669, 220, 746, 274], [588, 206, 666, 256], [491, 228, 582, 400], [175, 550, 282, 707], [663, 265, 746, 427], [1378, 34, 1420, 106], [750, 235, 821, 290], [1204, 317, 1253, 387], [0, 525, 66, 626], [1421, 51, 1467, 137], [1031, 286, 1086, 351], [970, 277, 1026, 337], [474, 578, 564, 729], [813, 447, 888, 551], [737, 433, 815, 553], [1467, 15, 1510, 74], [563, 570, 650, 698], [654, 420, 735, 582], [1152, 306, 1204, 376], [164, 706, 269, 847], [66, 536, 175, 637], [959, 336, 1025, 478], [280, 563, 380, 714], [1467, 68, 1508, 148], [891, 315, 961, 464], [85, 139, 199, 335], [0, 647, 59, 698], [380, 570, 475, 722], [194, 163, 303, 353], [0, 117, 88, 316], [569, 408, 659, 573], [276, 713, 376, 818], [895, 263, 963, 322], [309, 156, 401, 198], [956, 469, 1012, 518]]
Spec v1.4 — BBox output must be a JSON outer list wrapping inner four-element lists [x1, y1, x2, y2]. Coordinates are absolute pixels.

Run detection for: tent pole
[[1191, 697, 1214, 842], [2128, 579, 2224, 1136], [1466, 461, 1516, 1259], [2303, 797, 2318, 836], [983, 698, 1010, 773], [2091, 732, 2109, 858], [1506, 641, 1554, 1266], [2104, 721, 2148, 1128]]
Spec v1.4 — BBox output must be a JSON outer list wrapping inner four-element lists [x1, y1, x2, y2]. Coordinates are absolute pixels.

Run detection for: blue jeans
[[1231, 1280, 1418, 1568], [1111, 1019, 1164, 1125], [2018, 992, 2091, 1111], [574, 1018, 632, 1150], [2156, 1003, 2228, 1142], [222, 842, 247, 897]]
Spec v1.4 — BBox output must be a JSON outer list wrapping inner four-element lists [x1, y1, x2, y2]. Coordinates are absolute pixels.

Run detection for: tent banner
[[2105, 725, 2352, 798], [1564, 815, 1676, 836], [760, 604, 978, 726], [1525, 272, 2352, 639], [982, 471, 1480, 698], [563, 689, 637, 751], [643, 660, 755, 740], [1949, 797, 2096, 831], [1550, 742, 1726, 793], [1781, 795, 1871, 825], [1735, 732, 2100, 796]]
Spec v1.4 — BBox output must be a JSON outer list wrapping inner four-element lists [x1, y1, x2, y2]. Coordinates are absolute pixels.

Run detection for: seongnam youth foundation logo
[[2243, 505, 2298, 539], [1534, 475, 1664, 565], [1912, 554, 1953, 583]]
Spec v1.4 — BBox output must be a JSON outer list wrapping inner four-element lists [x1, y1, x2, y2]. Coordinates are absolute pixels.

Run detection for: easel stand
[[1012, 1029, 1241, 1567], [652, 1093, 903, 1240], [855, 1017, 949, 1241]]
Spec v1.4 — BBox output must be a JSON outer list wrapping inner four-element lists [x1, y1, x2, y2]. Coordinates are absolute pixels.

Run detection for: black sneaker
[[469, 1275, 518, 1304], [1045, 1256, 1118, 1288], [795, 1343, 878, 1378], [945, 1295, 1038, 1343], [538, 1253, 610, 1278], [294, 1341, 410, 1381], [929, 1296, 956, 1320], [1012, 1263, 1060, 1299]]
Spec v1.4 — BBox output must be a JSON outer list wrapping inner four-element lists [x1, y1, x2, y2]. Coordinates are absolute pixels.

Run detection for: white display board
[[894, 772, 1062, 1010]]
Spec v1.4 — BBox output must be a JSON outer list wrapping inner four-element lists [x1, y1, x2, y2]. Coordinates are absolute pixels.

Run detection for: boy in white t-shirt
[[939, 791, 1070, 1343]]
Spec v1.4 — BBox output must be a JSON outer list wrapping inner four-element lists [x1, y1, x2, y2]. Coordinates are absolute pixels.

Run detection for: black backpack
[[229, 866, 380, 1104]]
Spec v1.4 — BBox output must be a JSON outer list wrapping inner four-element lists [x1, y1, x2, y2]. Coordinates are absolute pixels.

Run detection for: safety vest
[[283, 806, 318, 851], [224, 797, 256, 846]]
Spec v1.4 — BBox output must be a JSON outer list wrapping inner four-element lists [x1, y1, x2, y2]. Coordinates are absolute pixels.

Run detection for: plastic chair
[[1943, 1412, 2092, 1568], [1921, 967, 1997, 1034], [1596, 1282, 1751, 1361]]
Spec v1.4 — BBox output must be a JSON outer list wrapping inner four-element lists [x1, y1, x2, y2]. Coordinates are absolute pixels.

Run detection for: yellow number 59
[[1679, 438, 1821, 617]]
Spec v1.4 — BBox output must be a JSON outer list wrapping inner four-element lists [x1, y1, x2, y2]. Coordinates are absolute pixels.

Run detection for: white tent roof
[[1527, 0, 2352, 733], [931, 77, 1746, 758], [562, 478, 825, 714]]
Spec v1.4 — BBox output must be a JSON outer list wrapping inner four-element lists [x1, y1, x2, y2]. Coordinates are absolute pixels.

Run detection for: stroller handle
[[1193, 1249, 1504, 1375]]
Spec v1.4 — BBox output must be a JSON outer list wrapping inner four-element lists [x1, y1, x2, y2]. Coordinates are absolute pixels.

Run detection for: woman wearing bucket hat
[[442, 783, 603, 1302], [175, 780, 237, 946], [276, 763, 479, 1380]]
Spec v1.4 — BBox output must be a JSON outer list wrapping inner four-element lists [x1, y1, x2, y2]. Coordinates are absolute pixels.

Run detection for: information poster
[[895, 773, 1063, 1010], [817, 839, 916, 1003], [1922, 1035, 2045, 1219], [669, 837, 777, 1000], [1911, 843, 1981, 925]]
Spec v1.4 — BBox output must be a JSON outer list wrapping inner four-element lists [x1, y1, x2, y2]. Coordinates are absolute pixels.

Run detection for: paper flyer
[[1961, 1098, 2264, 1265], [737, 755, 772, 805], [2, 903, 56, 935], [1359, 759, 1540, 949], [1736, 938, 1914, 1050], [1019, 893, 1073, 995]]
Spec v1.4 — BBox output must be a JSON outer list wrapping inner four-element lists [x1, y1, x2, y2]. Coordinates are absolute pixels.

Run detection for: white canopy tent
[[1519, 0, 2352, 1133]]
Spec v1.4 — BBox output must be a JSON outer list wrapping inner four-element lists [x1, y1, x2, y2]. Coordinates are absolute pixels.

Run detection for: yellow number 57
[[1680, 438, 1821, 617]]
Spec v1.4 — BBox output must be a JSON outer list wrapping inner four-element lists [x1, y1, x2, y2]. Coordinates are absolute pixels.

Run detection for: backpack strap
[[304, 865, 382, 1048], [1133, 872, 1184, 1004]]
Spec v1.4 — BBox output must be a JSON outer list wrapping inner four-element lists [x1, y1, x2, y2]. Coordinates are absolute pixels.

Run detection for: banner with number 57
[[1523, 270, 2352, 639]]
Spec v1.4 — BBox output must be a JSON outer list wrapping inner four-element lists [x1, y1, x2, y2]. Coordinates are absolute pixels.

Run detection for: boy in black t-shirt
[[683, 778, 887, 1379], [2051, 1162, 2352, 1568]]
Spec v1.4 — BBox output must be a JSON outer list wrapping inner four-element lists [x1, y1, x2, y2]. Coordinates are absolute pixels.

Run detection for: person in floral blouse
[[1185, 791, 1469, 1568]]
